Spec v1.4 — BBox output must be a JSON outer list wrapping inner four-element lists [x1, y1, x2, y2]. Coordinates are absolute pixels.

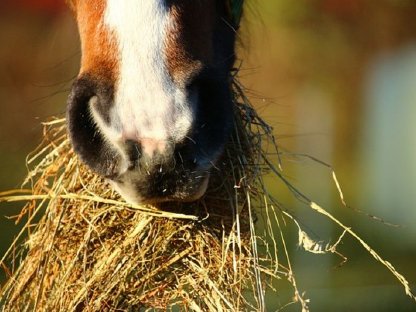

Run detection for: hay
[[1, 80, 415, 311], [0, 81, 286, 311]]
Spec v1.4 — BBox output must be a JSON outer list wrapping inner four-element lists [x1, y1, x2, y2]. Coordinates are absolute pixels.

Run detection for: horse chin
[[109, 172, 210, 205]]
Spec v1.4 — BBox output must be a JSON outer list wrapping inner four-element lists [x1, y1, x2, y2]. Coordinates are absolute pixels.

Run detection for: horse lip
[[174, 173, 210, 202], [108, 170, 211, 205], [141, 172, 211, 204], [145, 175, 210, 204]]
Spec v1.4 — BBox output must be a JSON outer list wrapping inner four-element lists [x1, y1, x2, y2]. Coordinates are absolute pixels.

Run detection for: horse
[[66, 1, 243, 204]]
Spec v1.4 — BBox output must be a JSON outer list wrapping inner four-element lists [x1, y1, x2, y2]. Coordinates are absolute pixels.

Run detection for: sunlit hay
[[1, 78, 415, 311], [0, 81, 286, 311]]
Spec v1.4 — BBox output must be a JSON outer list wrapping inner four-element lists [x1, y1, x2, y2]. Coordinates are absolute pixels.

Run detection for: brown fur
[[165, 1, 216, 85], [73, 0, 119, 82]]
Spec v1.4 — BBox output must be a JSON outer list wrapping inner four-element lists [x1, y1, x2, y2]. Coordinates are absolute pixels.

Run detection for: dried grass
[[0, 80, 414, 311]]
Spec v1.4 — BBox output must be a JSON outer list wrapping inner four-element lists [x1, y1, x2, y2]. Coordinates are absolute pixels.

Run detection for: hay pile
[[0, 82, 289, 311], [1, 80, 415, 311]]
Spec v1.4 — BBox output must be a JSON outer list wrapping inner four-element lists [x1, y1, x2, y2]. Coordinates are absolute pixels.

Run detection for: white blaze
[[101, 0, 193, 155]]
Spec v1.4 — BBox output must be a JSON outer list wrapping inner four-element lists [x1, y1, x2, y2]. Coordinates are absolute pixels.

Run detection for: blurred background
[[0, 0, 415, 310]]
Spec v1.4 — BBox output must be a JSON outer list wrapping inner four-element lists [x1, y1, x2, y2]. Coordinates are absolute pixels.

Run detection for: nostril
[[67, 75, 120, 178], [124, 140, 141, 168]]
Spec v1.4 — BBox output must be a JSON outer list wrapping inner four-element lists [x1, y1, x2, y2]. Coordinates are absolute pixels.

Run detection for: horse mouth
[[109, 169, 211, 205]]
